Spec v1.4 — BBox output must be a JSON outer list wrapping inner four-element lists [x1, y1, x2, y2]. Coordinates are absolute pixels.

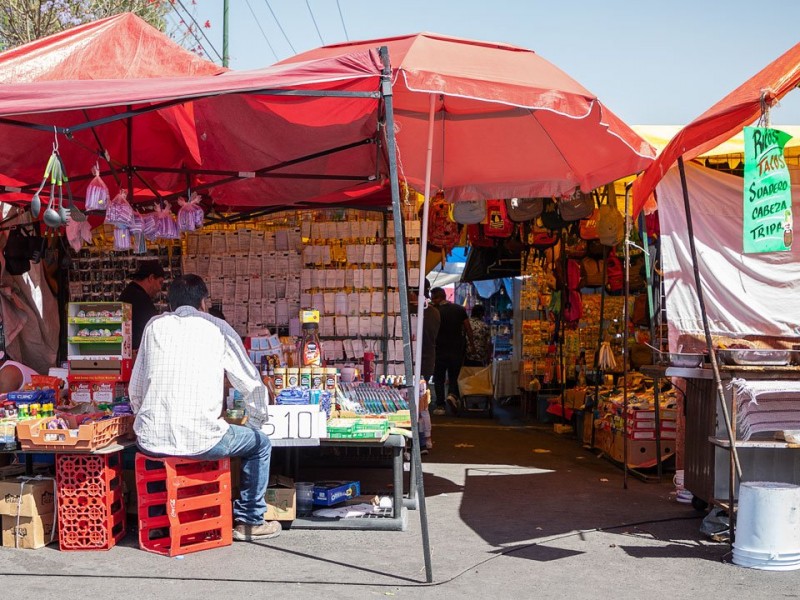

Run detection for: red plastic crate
[[135, 454, 232, 556], [55, 453, 126, 551]]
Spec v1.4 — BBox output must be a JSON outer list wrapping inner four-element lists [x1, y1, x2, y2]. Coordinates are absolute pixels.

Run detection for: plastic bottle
[[300, 322, 322, 367]]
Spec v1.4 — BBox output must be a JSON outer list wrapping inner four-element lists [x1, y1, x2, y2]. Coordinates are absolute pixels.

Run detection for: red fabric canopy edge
[[632, 41, 800, 216]]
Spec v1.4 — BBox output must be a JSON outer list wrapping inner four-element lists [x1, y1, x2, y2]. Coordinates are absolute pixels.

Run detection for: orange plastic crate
[[135, 454, 232, 556], [17, 415, 133, 452]]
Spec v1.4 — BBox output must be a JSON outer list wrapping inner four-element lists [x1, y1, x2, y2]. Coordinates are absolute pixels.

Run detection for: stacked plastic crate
[[135, 455, 232, 556]]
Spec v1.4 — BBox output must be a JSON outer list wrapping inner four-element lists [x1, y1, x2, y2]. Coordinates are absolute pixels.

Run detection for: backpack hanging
[[540, 200, 565, 231], [632, 293, 650, 327], [505, 197, 544, 222], [605, 249, 624, 294], [467, 223, 495, 248], [579, 207, 600, 240], [426, 194, 461, 251], [580, 256, 604, 288], [563, 289, 583, 323], [483, 199, 514, 238], [564, 226, 588, 259], [559, 189, 595, 222], [597, 186, 625, 247], [452, 199, 487, 225]]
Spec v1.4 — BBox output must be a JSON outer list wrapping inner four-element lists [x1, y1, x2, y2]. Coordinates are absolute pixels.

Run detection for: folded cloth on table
[[729, 378, 800, 440]]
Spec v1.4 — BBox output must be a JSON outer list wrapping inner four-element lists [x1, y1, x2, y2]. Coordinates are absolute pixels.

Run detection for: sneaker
[[446, 394, 459, 412], [432, 406, 446, 416], [233, 520, 282, 541]]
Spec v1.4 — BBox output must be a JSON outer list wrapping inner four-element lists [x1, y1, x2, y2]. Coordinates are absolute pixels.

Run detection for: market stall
[[631, 41, 800, 543]]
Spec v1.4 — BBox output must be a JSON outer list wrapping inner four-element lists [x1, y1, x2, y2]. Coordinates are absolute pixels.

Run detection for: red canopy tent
[[0, 12, 225, 82], [632, 41, 800, 216], [0, 13, 228, 205]]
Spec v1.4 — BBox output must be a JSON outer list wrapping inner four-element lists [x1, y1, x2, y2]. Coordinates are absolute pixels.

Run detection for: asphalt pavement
[[1, 405, 798, 599]]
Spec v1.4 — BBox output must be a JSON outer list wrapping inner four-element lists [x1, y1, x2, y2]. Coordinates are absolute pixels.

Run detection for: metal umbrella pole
[[380, 46, 434, 583]]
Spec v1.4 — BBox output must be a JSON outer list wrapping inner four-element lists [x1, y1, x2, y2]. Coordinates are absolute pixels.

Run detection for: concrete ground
[[1, 404, 799, 599]]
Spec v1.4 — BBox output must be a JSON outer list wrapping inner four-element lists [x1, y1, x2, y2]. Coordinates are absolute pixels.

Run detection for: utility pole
[[222, 0, 230, 67]]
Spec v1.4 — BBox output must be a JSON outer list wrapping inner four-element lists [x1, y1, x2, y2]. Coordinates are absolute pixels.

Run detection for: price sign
[[261, 405, 324, 441]]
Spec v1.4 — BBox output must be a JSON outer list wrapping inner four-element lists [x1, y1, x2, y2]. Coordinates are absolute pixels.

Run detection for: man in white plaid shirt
[[130, 274, 281, 541]]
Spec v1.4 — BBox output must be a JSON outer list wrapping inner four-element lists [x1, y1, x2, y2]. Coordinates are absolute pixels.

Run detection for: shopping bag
[[457, 365, 493, 397]]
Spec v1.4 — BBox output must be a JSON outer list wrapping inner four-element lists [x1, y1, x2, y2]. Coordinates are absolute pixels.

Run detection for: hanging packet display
[[104, 189, 135, 228]]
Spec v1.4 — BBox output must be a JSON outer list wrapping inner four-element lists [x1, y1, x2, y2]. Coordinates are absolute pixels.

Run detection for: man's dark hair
[[430, 287, 446, 301], [168, 274, 208, 310], [471, 304, 486, 319]]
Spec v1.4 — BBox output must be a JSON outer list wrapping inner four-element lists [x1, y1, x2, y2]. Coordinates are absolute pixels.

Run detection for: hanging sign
[[743, 126, 793, 253]]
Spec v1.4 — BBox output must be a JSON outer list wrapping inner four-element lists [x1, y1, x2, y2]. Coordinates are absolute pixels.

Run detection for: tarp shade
[[633, 41, 800, 216], [658, 162, 800, 351], [0, 50, 387, 211], [282, 33, 655, 200], [0, 13, 225, 82]]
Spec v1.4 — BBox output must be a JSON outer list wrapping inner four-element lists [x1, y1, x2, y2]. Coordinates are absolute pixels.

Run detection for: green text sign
[[743, 126, 793, 253]]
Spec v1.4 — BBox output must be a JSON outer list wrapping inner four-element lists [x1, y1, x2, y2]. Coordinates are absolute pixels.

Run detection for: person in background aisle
[[129, 274, 280, 541], [409, 280, 440, 453], [119, 259, 165, 351], [0, 356, 38, 393], [464, 305, 492, 367], [430, 287, 474, 416]]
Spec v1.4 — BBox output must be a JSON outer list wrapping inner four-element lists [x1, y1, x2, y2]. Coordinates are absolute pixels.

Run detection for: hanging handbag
[[558, 189, 595, 222], [505, 197, 544, 222], [452, 199, 487, 225]]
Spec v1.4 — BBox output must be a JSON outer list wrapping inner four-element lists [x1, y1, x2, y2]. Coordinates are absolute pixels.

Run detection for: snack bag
[[104, 189, 135, 228], [177, 193, 205, 232], [113, 226, 131, 251], [154, 203, 180, 240], [85, 163, 110, 211]]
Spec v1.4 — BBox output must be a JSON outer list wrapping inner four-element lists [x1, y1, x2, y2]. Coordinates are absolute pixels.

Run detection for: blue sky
[[178, 0, 800, 126]]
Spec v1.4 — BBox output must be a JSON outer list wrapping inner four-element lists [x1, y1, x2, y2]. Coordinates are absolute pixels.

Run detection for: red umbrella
[[283, 32, 655, 200]]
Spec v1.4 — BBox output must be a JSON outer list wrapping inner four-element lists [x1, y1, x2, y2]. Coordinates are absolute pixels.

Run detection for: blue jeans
[[193, 425, 272, 525]]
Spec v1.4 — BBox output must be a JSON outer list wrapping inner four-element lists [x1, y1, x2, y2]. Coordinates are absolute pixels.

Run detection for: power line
[[263, 0, 296, 54], [245, 0, 279, 63], [174, 0, 224, 63], [305, 0, 325, 45], [336, 0, 349, 41], [167, 8, 213, 62]]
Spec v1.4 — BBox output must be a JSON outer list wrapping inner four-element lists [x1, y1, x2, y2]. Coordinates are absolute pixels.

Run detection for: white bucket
[[733, 481, 800, 571]]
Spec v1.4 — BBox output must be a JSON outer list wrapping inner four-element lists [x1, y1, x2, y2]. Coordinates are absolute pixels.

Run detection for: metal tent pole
[[676, 157, 742, 542], [379, 46, 434, 583], [622, 185, 630, 490]]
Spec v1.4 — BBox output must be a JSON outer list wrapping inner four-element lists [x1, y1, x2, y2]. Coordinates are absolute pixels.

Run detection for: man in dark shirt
[[430, 287, 473, 416], [120, 259, 165, 350]]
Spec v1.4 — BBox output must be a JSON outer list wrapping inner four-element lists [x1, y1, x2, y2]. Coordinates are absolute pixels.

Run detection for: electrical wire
[[336, 0, 349, 41], [245, 0, 279, 63], [0, 515, 704, 588], [168, 5, 213, 62], [263, 0, 296, 54], [173, 0, 224, 63], [305, 0, 325, 45]]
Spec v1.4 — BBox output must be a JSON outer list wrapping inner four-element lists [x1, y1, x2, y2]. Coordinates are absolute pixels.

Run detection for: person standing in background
[[119, 259, 165, 351], [465, 304, 492, 367], [430, 287, 473, 416]]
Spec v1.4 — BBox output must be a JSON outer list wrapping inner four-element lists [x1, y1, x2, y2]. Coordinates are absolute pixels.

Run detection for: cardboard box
[[313, 481, 360, 506], [2, 513, 57, 549], [264, 475, 295, 521], [0, 477, 56, 517]]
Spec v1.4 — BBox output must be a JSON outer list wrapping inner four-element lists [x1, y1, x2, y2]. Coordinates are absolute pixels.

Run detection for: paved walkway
[[1, 408, 798, 599]]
